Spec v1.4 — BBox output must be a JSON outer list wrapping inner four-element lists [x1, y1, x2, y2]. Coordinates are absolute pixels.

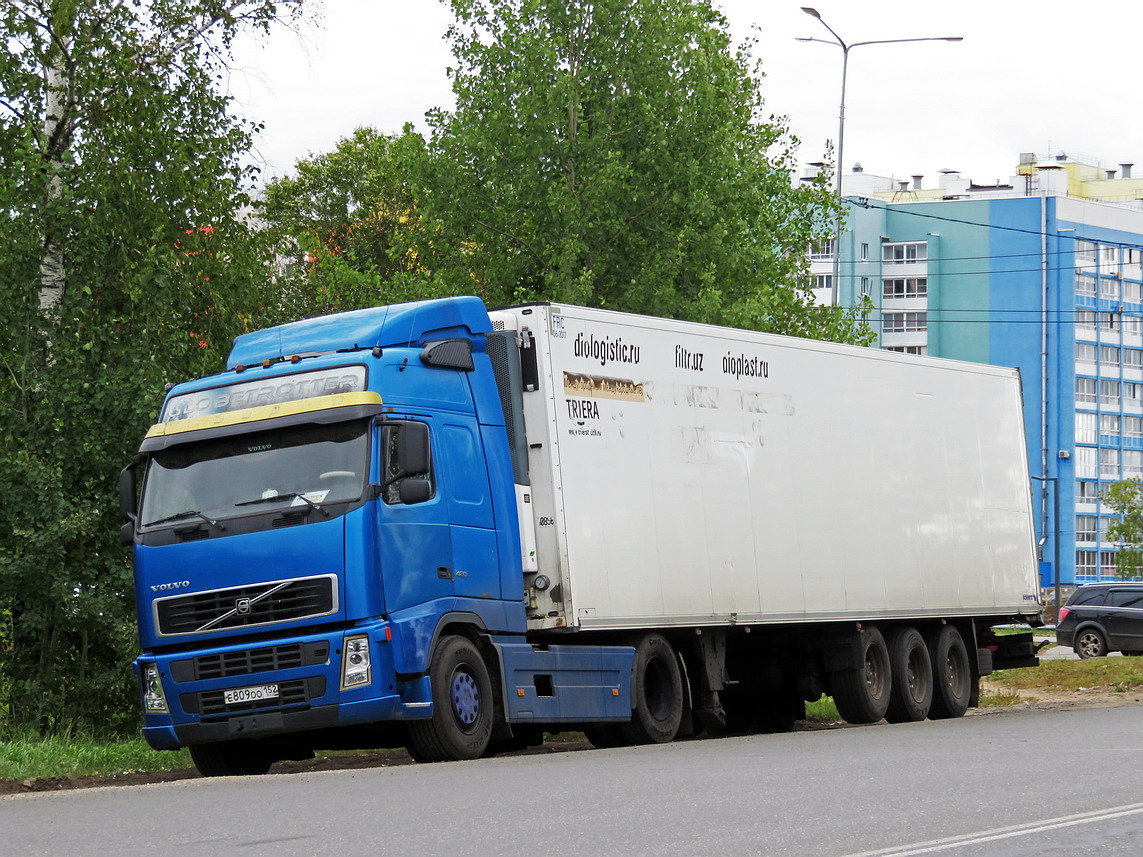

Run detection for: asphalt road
[[3, 705, 1142, 857]]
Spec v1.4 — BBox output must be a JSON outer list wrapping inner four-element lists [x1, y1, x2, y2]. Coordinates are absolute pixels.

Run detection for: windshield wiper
[[143, 509, 226, 531], [234, 492, 330, 517]]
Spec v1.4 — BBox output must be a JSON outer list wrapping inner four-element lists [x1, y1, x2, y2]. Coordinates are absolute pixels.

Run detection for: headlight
[[341, 635, 372, 689], [141, 663, 169, 713]]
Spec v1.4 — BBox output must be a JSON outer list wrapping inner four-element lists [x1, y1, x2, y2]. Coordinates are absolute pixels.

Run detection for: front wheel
[[406, 636, 494, 762], [1075, 628, 1108, 659]]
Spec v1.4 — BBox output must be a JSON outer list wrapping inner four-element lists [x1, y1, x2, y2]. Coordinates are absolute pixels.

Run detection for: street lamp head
[[801, 7, 822, 18]]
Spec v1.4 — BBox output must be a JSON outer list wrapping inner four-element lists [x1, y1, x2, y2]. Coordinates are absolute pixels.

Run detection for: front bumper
[[136, 621, 432, 750]]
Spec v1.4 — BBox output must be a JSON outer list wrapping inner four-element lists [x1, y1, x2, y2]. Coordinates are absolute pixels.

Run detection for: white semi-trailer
[[126, 298, 1042, 774]]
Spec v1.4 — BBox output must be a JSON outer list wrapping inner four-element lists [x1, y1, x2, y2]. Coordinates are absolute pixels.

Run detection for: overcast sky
[[228, 0, 1142, 190]]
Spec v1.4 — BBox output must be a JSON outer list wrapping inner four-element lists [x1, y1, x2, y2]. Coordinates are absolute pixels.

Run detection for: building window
[[1126, 316, 1143, 335], [1076, 343, 1096, 364], [885, 345, 928, 355], [1126, 349, 1143, 369], [1101, 278, 1121, 301], [1076, 516, 1098, 543], [1126, 450, 1143, 477], [1101, 551, 1118, 578], [1102, 312, 1119, 331], [1076, 240, 1098, 271], [1076, 412, 1097, 444], [1077, 310, 1096, 332], [1103, 246, 1120, 275], [1100, 379, 1120, 406], [1076, 378, 1097, 404], [883, 312, 927, 333], [861, 243, 869, 261], [1101, 448, 1121, 478], [813, 275, 833, 292], [1076, 274, 1097, 298], [1127, 281, 1141, 303], [1126, 382, 1143, 406], [883, 242, 927, 263], [1077, 481, 1101, 504], [1126, 416, 1143, 438], [1101, 345, 1121, 366], [1076, 550, 1097, 577], [809, 240, 836, 261], [882, 278, 928, 299], [1101, 414, 1121, 437], [1076, 446, 1098, 477], [861, 277, 872, 297]]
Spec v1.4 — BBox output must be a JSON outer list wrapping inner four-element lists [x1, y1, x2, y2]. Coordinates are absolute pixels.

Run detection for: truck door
[[376, 420, 454, 612], [436, 418, 500, 601]]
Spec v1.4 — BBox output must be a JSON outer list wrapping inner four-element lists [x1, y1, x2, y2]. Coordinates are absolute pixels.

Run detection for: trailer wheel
[[620, 633, 683, 744], [927, 625, 972, 719], [189, 740, 273, 777], [406, 636, 494, 761], [832, 626, 892, 724], [884, 627, 933, 723]]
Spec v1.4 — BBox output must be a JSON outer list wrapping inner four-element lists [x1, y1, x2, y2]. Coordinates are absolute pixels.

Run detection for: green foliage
[[262, 127, 436, 316], [803, 695, 840, 722], [0, 0, 301, 737], [410, 0, 870, 342], [1103, 479, 1143, 579]]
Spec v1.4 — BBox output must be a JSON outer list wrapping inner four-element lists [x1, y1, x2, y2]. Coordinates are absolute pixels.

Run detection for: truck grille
[[154, 575, 338, 636], [182, 676, 326, 718], [169, 641, 330, 683]]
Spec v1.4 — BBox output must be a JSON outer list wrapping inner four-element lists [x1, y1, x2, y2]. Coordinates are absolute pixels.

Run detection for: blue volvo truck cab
[[122, 297, 632, 775]]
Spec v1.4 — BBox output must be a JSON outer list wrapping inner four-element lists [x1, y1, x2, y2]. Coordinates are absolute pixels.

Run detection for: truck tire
[[884, 626, 933, 723], [406, 635, 494, 762], [927, 625, 972, 719], [189, 740, 273, 777], [620, 633, 683, 744], [831, 626, 892, 724]]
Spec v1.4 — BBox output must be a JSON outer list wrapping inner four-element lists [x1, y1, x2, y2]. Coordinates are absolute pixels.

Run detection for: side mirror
[[397, 421, 431, 477], [119, 455, 144, 546], [399, 478, 433, 505]]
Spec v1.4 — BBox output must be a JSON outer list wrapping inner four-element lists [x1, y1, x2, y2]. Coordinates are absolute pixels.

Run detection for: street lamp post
[[797, 7, 962, 306]]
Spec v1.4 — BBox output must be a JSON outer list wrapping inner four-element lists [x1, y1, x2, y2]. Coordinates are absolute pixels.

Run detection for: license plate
[[223, 683, 279, 705]]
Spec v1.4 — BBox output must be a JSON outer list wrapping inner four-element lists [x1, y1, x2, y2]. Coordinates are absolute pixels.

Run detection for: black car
[[1056, 583, 1143, 658]]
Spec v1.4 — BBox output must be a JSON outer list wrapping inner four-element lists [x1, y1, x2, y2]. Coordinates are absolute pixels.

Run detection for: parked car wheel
[[1075, 628, 1108, 659]]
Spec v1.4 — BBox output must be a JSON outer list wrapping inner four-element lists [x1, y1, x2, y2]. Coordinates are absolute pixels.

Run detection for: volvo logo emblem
[[235, 598, 253, 615]]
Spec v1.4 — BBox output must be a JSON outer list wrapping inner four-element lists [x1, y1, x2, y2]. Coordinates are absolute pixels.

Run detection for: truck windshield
[[140, 420, 369, 529]]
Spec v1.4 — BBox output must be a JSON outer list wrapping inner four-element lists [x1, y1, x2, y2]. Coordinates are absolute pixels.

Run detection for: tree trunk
[[38, 52, 71, 310]]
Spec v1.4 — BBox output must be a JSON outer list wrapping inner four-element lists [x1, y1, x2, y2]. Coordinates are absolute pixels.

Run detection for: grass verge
[[988, 657, 1143, 694], [0, 730, 191, 781]]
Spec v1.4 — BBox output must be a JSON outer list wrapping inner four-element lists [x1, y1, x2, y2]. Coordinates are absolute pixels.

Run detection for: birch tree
[[0, 0, 303, 734]]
